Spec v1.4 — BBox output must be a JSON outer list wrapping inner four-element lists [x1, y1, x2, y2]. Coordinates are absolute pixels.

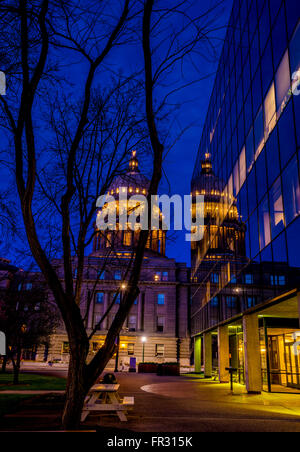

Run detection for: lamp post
[[141, 336, 147, 363], [114, 283, 127, 373]]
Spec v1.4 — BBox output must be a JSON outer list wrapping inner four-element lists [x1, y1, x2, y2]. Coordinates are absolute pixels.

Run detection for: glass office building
[[191, 0, 300, 393]]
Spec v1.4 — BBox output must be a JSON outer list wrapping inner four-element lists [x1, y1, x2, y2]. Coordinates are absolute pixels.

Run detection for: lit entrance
[[259, 317, 300, 393]]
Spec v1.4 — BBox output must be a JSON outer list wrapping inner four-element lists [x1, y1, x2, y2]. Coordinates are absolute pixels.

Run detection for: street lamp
[[141, 336, 147, 363], [114, 282, 127, 373]]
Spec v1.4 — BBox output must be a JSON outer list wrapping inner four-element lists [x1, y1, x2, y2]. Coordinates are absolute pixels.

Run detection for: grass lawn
[[0, 373, 66, 391], [182, 372, 204, 379], [0, 394, 33, 417]]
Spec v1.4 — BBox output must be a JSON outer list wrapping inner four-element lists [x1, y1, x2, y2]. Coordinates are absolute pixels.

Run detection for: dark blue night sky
[[0, 0, 233, 269]]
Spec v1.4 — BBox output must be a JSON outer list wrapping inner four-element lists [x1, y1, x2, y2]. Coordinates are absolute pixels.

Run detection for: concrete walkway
[[84, 373, 300, 432], [1, 372, 300, 432]]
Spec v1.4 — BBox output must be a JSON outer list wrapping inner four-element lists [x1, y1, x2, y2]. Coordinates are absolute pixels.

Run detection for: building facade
[[191, 0, 300, 393], [47, 152, 191, 368]]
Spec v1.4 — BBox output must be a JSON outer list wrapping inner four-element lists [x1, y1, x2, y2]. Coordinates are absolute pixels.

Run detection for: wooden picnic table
[[81, 383, 134, 423]]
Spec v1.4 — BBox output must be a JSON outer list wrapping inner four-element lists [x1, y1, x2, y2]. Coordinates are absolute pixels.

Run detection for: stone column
[[87, 292, 94, 329], [194, 336, 202, 373], [137, 293, 143, 331], [204, 332, 213, 378], [218, 326, 230, 383], [243, 313, 262, 394], [103, 293, 109, 330]]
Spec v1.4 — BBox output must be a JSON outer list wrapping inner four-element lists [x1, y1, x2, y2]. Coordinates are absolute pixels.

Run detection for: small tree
[[0, 274, 60, 384]]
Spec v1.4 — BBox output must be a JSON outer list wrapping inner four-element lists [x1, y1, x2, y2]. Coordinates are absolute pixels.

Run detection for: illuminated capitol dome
[[191, 152, 246, 272], [93, 151, 166, 256]]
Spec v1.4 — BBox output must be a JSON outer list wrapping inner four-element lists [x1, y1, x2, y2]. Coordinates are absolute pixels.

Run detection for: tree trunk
[[1, 356, 7, 373], [12, 349, 21, 385], [61, 352, 89, 430]]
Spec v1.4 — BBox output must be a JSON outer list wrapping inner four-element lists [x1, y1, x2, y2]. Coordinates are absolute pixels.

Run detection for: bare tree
[[0, 0, 225, 429], [0, 272, 60, 384]]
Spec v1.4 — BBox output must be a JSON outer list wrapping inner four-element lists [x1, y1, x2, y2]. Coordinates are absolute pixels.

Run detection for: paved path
[[85, 373, 300, 432], [1, 370, 300, 432]]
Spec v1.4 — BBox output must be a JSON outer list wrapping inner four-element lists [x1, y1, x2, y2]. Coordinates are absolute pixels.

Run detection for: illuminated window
[[157, 316, 165, 332], [155, 344, 164, 357], [96, 292, 104, 304], [157, 294, 165, 305], [154, 272, 161, 281], [239, 147, 246, 189], [162, 271, 168, 281], [106, 233, 112, 247], [264, 83, 276, 138], [282, 157, 300, 225], [258, 195, 271, 250], [275, 50, 291, 116], [123, 231, 132, 246], [233, 160, 240, 197], [62, 342, 69, 354], [128, 343, 134, 355], [270, 178, 285, 237]]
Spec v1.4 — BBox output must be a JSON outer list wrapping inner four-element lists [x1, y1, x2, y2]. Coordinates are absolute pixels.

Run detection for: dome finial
[[129, 150, 139, 172], [201, 151, 213, 174]]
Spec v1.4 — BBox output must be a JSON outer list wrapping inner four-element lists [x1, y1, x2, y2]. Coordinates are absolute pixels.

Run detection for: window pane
[[272, 6, 287, 69], [96, 292, 104, 304], [249, 211, 259, 258], [282, 156, 300, 225], [157, 317, 165, 332], [290, 22, 300, 75], [256, 148, 267, 202], [258, 195, 271, 250], [254, 107, 264, 159], [247, 168, 257, 216], [273, 232, 287, 262], [264, 83, 276, 139], [246, 128, 255, 174], [270, 178, 285, 238], [266, 128, 280, 188], [128, 316, 136, 331], [233, 160, 240, 197], [286, 217, 300, 267], [239, 146, 246, 189], [252, 68, 262, 117], [275, 50, 291, 116], [261, 40, 274, 96], [157, 294, 165, 305], [278, 101, 296, 169], [114, 270, 121, 280]]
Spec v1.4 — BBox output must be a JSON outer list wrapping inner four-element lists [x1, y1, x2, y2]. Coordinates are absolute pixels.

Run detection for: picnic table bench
[[81, 383, 134, 422]]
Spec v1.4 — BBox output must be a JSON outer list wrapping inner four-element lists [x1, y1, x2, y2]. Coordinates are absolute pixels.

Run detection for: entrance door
[[284, 334, 300, 389]]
